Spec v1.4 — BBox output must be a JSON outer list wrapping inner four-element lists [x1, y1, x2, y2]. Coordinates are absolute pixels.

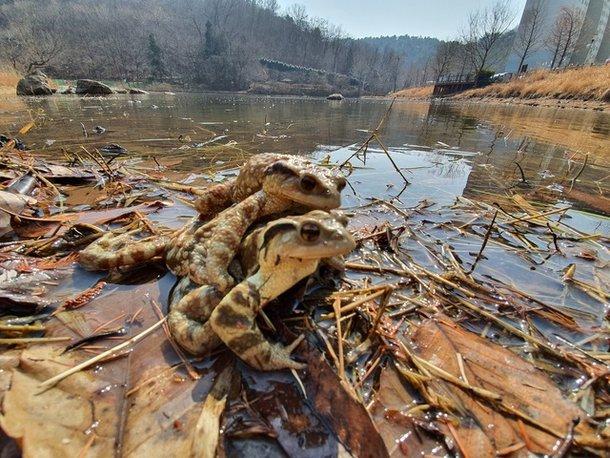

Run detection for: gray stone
[[75, 79, 113, 95], [16, 71, 55, 96], [326, 93, 344, 100], [129, 88, 148, 94]]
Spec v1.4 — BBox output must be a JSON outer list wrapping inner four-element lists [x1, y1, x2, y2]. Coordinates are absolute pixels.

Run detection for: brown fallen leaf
[[0, 191, 32, 237], [9, 200, 168, 238], [297, 339, 390, 458], [370, 365, 448, 457], [190, 365, 233, 458], [406, 317, 605, 456]]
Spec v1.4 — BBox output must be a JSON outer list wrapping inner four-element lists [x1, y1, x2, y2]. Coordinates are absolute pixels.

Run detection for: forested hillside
[[359, 35, 441, 68], [0, 0, 408, 93]]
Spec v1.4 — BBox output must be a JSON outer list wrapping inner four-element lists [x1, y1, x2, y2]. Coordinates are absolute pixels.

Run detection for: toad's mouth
[[285, 242, 355, 260], [278, 189, 340, 209]]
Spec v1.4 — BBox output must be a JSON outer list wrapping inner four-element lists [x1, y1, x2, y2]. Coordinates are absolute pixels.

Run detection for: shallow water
[[1, 93, 608, 217]]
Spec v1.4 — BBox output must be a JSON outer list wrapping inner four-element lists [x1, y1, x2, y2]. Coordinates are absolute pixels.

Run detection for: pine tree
[[147, 33, 164, 79]]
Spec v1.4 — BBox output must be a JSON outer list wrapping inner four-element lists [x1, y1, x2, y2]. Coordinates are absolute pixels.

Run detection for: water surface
[[1, 93, 608, 219]]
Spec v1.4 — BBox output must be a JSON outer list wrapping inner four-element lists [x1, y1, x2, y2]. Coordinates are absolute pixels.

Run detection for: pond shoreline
[[379, 95, 609, 112]]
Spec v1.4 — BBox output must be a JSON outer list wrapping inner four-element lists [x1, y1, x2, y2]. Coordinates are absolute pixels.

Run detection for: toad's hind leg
[[79, 232, 169, 271], [168, 278, 224, 354], [209, 281, 305, 371], [192, 179, 236, 217]]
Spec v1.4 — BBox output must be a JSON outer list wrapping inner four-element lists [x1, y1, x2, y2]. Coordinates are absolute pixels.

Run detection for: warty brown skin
[[167, 210, 356, 371]]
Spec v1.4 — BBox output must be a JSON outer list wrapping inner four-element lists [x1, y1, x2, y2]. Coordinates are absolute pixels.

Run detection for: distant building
[[505, 0, 610, 73]]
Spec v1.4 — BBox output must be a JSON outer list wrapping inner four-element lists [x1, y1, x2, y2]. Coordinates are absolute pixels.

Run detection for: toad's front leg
[[209, 281, 305, 371], [167, 278, 224, 354]]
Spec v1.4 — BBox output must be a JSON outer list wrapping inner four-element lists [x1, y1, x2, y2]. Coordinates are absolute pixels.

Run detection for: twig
[[513, 161, 528, 184], [332, 297, 345, 381], [465, 210, 497, 274], [338, 98, 396, 168], [569, 153, 588, 192], [151, 301, 199, 380], [38, 318, 166, 389], [80, 122, 88, 139]]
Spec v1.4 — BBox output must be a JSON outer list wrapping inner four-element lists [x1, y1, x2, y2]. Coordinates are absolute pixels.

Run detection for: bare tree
[[462, 0, 515, 76], [514, 0, 546, 73], [547, 7, 583, 69], [432, 40, 460, 80], [0, 1, 65, 73]]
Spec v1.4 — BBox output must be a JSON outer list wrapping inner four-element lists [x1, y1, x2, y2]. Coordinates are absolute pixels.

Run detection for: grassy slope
[[392, 66, 610, 103], [458, 66, 610, 102], [392, 85, 433, 98], [0, 68, 20, 95]]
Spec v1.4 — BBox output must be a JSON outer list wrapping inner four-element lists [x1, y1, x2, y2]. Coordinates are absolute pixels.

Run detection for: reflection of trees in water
[[429, 157, 470, 180]]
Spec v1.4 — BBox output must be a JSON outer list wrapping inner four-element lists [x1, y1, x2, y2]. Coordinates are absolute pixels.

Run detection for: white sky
[[275, 0, 528, 39]]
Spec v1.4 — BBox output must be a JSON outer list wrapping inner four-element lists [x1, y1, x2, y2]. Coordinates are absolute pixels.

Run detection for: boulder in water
[[16, 70, 55, 96], [75, 79, 113, 95], [326, 93, 344, 100]]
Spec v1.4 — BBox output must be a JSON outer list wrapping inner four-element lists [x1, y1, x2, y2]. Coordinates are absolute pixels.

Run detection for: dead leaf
[[190, 365, 233, 458], [10, 200, 168, 239], [0, 191, 31, 236], [297, 339, 389, 458], [34, 164, 96, 181], [408, 317, 604, 456], [371, 366, 448, 457]]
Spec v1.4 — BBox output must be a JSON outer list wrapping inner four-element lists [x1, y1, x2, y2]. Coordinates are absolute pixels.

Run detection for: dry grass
[[0, 67, 20, 95], [457, 66, 610, 102], [392, 85, 434, 99]]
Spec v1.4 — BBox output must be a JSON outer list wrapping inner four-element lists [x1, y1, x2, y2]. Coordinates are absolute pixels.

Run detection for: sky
[[275, 0, 528, 39]]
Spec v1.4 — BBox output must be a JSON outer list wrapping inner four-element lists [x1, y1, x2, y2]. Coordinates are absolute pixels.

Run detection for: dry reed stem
[[39, 317, 166, 389]]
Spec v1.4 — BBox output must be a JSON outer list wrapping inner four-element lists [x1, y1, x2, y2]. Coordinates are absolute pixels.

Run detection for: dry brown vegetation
[[392, 85, 434, 98], [459, 66, 610, 102], [0, 68, 20, 95]]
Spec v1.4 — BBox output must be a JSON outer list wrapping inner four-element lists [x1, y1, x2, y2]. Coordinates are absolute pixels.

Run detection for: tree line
[[430, 0, 594, 83]]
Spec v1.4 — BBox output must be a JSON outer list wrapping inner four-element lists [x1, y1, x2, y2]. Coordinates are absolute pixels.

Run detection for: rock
[[129, 88, 148, 94], [75, 79, 113, 95], [326, 93, 344, 100], [114, 88, 128, 94], [61, 86, 75, 94], [16, 71, 55, 96]]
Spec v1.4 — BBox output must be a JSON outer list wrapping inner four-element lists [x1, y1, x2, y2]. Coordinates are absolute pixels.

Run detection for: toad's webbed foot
[[168, 278, 223, 354], [210, 281, 305, 371], [79, 230, 169, 271]]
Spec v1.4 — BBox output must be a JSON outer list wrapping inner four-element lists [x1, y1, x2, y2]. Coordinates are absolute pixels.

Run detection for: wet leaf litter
[[0, 102, 608, 457]]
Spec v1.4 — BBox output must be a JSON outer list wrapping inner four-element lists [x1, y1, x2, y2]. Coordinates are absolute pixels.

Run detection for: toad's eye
[[300, 175, 317, 192], [301, 223, 320, 242], [336, 177, 347, 191]]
